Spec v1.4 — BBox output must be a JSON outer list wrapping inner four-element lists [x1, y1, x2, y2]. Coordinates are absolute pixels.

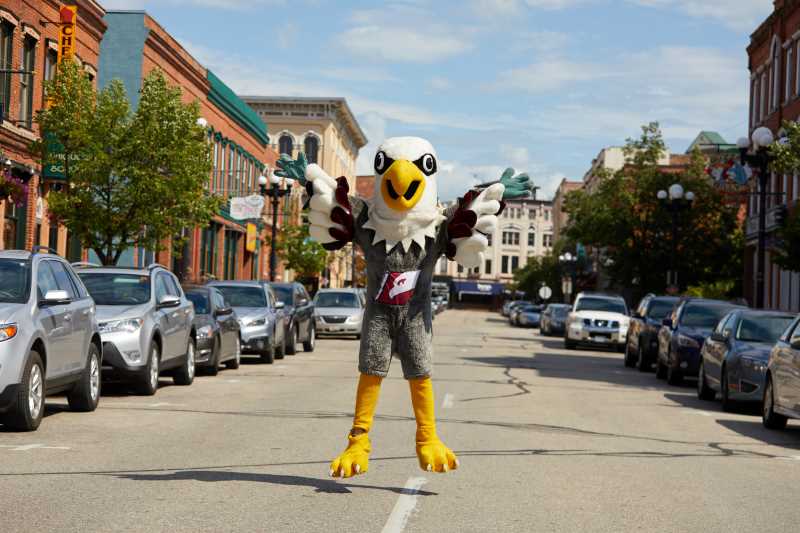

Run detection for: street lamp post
[[737, 127, 776, 309], [656, 183, 694, 291], [559, 252, 577, 304], [259, 172, 294, 282]]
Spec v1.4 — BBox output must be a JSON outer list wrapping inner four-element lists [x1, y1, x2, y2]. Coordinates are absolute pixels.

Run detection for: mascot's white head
[[364, 136, 446, 252]]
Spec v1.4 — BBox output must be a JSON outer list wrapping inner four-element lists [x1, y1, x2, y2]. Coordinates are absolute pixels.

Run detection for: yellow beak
[[381, 159, 426, 212]]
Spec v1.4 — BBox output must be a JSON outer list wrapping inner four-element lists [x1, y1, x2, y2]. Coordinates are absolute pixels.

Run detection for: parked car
[[656, 298, 745, 385], [762, 314, 800, 429], [510, 303, 539, 326], [625, 295, 680, 371], [267, 282, 316, 354], [77, 263, 196, 395], [517, 304, 542, 328], [698, 309, 793, 411], [208, 281, 286, 364], [0, 249, 102, 431], [540, 304, 571, 336], [183, 285, 242, 375], [502, 300, 529, 317], [432, 295, 448, 314], [314, 288, 364, 338], [564, 292, 629, 352]]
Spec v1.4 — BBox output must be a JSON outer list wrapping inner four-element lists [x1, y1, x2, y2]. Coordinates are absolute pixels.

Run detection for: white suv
[[564, 292, 630, 352]]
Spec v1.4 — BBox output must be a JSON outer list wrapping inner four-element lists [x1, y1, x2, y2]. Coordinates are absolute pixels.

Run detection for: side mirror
[[41, 290, 70, 307], [275, 301, 285, 309], [791, 338, 800, 351], [299, 298, 309, 306], [215, 307, 233, 317], [662, 318, 672, 327], [157, 295, 181, 309], [710, 332, 727, 343]]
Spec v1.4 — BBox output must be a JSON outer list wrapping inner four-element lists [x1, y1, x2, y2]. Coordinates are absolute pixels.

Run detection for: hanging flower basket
[[0, 168, 29, 207]]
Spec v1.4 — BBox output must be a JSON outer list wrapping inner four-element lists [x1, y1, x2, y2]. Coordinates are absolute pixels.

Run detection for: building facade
[[436, 198, 554, 283], [242, 96, 368, 288], [0, 0, 106, 257], [745, 0, 800, 311], [551, 178, 582, 243], [98, 10, 281, 282]]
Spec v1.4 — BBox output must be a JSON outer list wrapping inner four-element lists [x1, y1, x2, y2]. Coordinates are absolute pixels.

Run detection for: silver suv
[[76, 264, 196, 395], [0, 249, 102, 431]]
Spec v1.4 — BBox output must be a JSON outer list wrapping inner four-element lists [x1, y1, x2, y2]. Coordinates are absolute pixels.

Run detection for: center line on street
[[381, 477, 427, 533], [0, 444, 71, 451], [442, 393, 455, 409]]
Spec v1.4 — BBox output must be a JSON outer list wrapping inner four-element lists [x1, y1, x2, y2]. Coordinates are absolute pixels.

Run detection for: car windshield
[[680, 304, 733, 329], [0, 259, 31, 304], [186, 292, 209, 315], [647, 299, 677, 319], [575, 297, 627, 314], [520, 304, 538, 312], [315, 292, 361, 308], [213, 285, 266, 308], [79, 273, 150, 305], [271, 285, 293, 305], [553, 306, 570, 318], [737, 315, 794, 343]]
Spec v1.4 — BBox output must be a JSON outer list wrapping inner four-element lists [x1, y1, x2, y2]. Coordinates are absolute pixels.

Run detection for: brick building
[[745, 0, 800, 310], [0, 1, 106, 256], [551, 178, 582, 243], [98, 10, 283, 282]]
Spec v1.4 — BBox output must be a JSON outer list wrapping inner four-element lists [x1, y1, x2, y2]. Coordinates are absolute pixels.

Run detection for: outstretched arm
[[445, 183, 505, 268], [275, 154, 362, 251]]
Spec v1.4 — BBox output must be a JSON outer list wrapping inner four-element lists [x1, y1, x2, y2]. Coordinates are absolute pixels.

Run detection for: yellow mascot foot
[[409, 377, 459, 474], [416, 439, 459, 473], [330, 432, 371, 478]]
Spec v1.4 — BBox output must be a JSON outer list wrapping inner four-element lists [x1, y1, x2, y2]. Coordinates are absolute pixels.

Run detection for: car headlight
[[99, 318, 143, 334], [346, 315, 360, 324], [0, 324, 18, 342], [246, 318, 266, 327], [741, 356, 768, 373], [197, 325, 213, 338], [677, 334, 700, 348]]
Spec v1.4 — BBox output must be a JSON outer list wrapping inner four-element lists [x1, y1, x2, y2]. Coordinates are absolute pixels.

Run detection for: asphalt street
[[3, 309, 800, 533]]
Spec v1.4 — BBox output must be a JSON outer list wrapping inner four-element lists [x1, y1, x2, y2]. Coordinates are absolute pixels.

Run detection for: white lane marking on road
[[0, 443, 71, 451], [225, 379, 241, 383], [381, 477, 427, 533], [442, 393, 455, 409], [691, 411, 713, 417], [274, 364, 288, 369]]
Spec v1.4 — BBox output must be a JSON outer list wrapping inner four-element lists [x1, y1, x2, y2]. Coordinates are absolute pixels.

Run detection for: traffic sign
[[538, 285, 553, 300]]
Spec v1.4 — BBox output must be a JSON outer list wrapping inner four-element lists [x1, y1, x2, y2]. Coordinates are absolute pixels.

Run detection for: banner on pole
[[230, 195, 265, 220]]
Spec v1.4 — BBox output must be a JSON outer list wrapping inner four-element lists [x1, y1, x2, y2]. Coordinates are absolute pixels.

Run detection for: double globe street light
[[259, 172, 294, 282], [657, 183, 694, 291], [559, 251, 578, 304]]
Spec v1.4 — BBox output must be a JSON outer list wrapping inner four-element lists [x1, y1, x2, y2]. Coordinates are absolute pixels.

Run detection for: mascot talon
[[290, 137, 524, 476]]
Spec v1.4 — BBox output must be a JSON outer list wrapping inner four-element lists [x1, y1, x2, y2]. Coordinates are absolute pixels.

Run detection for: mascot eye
[[374, 151, 394, 174], [415, 154, 437, 176]]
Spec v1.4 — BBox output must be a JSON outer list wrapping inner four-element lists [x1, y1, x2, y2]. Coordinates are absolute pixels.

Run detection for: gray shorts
[[358, 306, 433, 379]]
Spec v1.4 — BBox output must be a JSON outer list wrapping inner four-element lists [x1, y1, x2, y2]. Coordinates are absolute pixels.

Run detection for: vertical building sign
[[57, 6, 77, 64], [246, 223, 258, 253]]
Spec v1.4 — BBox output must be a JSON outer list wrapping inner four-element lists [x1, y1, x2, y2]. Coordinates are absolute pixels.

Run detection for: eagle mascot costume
[[276, 137, 531, 477]]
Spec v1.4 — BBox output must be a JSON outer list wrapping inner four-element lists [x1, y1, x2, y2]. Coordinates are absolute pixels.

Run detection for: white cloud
[[276, 22, 297, 50], [339, 25, 472, 63], [320, 67, 398, 83], [510, 30, 571, 54], [428, 77, 452, 91], [627, 0, 771, 31], [493, 59, 610, 92]]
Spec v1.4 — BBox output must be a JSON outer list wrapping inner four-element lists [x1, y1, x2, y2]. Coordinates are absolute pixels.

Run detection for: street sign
[[230, 195, 265, 220], [539, 285, 553, 300]]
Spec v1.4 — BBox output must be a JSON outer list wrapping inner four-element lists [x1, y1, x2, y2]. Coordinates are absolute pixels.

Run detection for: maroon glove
[[445, 189, 506, 259], [322, 177, 355, 251]]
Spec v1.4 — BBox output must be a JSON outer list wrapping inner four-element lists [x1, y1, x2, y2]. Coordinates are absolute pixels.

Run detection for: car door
[[167, 273, 192, 353], [211, 289, 234, 357], [47, 260, 89, 374], [294, 284, 311, 339], [154, 272, 180, 361], [64, 263, 95, 360], [785, 321, 800, 413], [34, 260, 73, 380], [705, 312, 736, 388], [265, 286, 282, 344]]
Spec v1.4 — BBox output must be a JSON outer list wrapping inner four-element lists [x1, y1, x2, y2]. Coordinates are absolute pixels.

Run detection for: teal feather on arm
[[274, 152, 308, 186], [498, 167, 534, 199]]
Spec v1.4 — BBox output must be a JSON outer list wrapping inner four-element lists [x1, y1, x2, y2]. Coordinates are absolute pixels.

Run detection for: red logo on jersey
[[375, 270, 421, 305]]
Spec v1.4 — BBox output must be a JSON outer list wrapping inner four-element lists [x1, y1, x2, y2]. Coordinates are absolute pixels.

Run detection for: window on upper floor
[[760, 72, 767, 120], [501, 255, 509, 274], [528, 231, 535, 247], [485, 259, 492, 275], [486, 233, 492, 246], [19, 37, 35, 129], [543, 234, 553, 248], [0, 21, 13, 121], [511, 256, 519, 273], [544, 209, 550, 221], [772, 39, 781, 111], [279, 134, 294, 156], [786, 47, 793, 103], [796, 42, 800, 96], [304, 135, 319, 164], [43, 46, 57, 106], [502, 231, 520, 246]]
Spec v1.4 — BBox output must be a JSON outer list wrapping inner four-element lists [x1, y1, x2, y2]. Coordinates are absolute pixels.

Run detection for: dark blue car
[[656, 298, 745, 385], [698, 309, 794, 410]]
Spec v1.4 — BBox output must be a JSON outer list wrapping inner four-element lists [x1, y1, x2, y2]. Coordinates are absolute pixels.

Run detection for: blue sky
[[103, 0, 773, 200]]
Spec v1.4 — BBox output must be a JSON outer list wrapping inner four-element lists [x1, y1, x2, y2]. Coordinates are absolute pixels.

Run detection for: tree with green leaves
[[31, 61, 220, 265], [270, 220, 328, 278], [563, 122, 743, 300], [512, 251, 564, 302], [769, 121, 800, 273]]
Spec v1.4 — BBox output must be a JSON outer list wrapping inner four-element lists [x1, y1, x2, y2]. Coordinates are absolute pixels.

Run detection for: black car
[[656, 298, 746, 385], [540, 304, 571, 336], [267, 282, 316, 354], [184, 285, 241, 375], [625, 295, 679, 371]]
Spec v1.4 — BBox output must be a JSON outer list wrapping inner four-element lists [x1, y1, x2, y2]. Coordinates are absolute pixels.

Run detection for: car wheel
[[303, 324, 316, 352], [260, 340, 275, 364], [173, 337, 196, 386], [697, 360, 715, 401], [225, 337, 241, 370], [564, 338, 576, 350], [275, 332, 285, 360], [655, 356, 667, 380], [355, 333, 361, 340], [666, 361, 683, 386], [205, 337, 220, 376], [137, 342, 160, 396], [636, 343, 650, 372], [623, 340, 636, 367], [2, 350, 45, 431], [286, 325, 298, 355], [68, 343, 102, 412], [763, 375, 788, 429], [720, 369, 736, 412]]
